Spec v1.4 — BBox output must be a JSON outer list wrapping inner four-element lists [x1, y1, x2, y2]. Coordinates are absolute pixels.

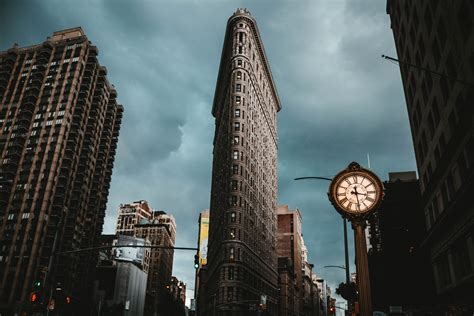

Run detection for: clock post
[[352, 218, 372, 316], [328, 162, 384, 316]]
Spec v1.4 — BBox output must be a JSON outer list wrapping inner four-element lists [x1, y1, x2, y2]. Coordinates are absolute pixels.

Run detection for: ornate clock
[[328, 162, 384, 218]]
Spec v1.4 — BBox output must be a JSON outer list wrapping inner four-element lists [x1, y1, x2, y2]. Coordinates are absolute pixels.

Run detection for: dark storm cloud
[[1, 0, 417, 307]]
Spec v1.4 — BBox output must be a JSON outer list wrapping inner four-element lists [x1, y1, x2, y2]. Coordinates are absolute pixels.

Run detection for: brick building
[[276, 205, 303, 316], [134, 212, 176, 314]]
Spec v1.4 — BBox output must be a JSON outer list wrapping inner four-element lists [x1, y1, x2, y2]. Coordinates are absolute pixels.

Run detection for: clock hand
[[354, 186, 361, 211]]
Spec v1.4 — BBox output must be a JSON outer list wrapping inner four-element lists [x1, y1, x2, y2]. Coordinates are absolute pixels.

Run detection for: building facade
[[195, 209, 210, 316], [204, 8, 282, 315], [0, 27, 123, 313], [116, 200, 153, 235], [367, 172, 435, 313], [387, 0, 474, 312], [115, 202, 176, 315], [276, 205, 303, 315], [134, 212, 176, 315]]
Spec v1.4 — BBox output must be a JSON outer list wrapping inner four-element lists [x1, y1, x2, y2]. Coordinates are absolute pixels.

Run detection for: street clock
[[328, 162, 384, 218]]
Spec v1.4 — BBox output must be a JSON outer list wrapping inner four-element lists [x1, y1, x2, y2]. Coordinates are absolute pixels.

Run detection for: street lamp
[[323, 265, 346, 270]]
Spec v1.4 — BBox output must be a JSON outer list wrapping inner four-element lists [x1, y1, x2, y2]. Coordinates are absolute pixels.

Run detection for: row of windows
[[434, 234, 474, 290], [425, 146, 471, 229]]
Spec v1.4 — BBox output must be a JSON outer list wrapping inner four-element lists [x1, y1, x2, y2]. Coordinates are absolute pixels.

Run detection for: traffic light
[[30, 292, 40, 303], [194, 254, 199, 269], [65, 296, 71, 304]]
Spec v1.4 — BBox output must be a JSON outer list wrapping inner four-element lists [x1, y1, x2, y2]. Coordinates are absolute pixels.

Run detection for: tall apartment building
[[0, 27, 123, 313], [276, 205, 303, 316], [116, 200, 153, 235], [134, 211, 176, 314], [204, 8, 281, 315], [387, 0, 474, 311]]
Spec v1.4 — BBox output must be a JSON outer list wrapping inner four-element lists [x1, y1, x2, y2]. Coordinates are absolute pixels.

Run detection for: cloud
[[1, 0, 417, 306]]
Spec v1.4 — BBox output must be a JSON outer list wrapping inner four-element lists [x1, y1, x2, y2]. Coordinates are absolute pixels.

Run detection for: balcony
[[4, 54, 16, 67], [16, 116, 30, 126], [15, 125, 28, 134], [23, 95, 39, 105], [18, 106, 34, 117]]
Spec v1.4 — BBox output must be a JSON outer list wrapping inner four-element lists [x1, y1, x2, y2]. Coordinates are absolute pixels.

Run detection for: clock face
[[328, 163, 383, 217]]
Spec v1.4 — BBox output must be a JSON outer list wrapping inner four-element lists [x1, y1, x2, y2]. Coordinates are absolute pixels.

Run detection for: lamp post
[[294, 177, 352, 313], [327, 162, 384, 316]]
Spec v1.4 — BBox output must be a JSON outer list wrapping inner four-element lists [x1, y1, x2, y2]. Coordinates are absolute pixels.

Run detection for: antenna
[[367, 153, 371, 169]]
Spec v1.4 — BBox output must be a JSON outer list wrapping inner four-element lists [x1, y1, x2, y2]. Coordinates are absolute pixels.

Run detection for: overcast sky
[[1, 0, 416, 310]]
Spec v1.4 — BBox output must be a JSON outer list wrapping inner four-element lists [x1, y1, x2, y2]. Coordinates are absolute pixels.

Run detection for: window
[[233, 150, 239, 160], [231, 180, 238, 190], [436, 255, 452, 288], [229, 248, 235, 260], [235, 96, 241, 104], [232, 165, 239, 174], [238, 46, 243, 54], [235, 109, 240, 117], [236, 71, 242, 79], [228, 266, 235, 279], [233, 136, 239, 145], [452, 239, 472, 280], [234, 122, 240, 131], [230, 212, 236, 221], [229, 229, 236, 240], [237, 59, 242, 67], [235, 84, 241, 92]]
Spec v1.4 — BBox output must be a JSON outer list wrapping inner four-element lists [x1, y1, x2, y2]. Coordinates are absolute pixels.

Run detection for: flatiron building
[[204, 8, 282, 315]]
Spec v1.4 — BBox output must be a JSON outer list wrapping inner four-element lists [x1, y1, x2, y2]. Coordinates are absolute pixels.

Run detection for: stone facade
[[204, 8, 282, 316], [387, 0, 474, 312]]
